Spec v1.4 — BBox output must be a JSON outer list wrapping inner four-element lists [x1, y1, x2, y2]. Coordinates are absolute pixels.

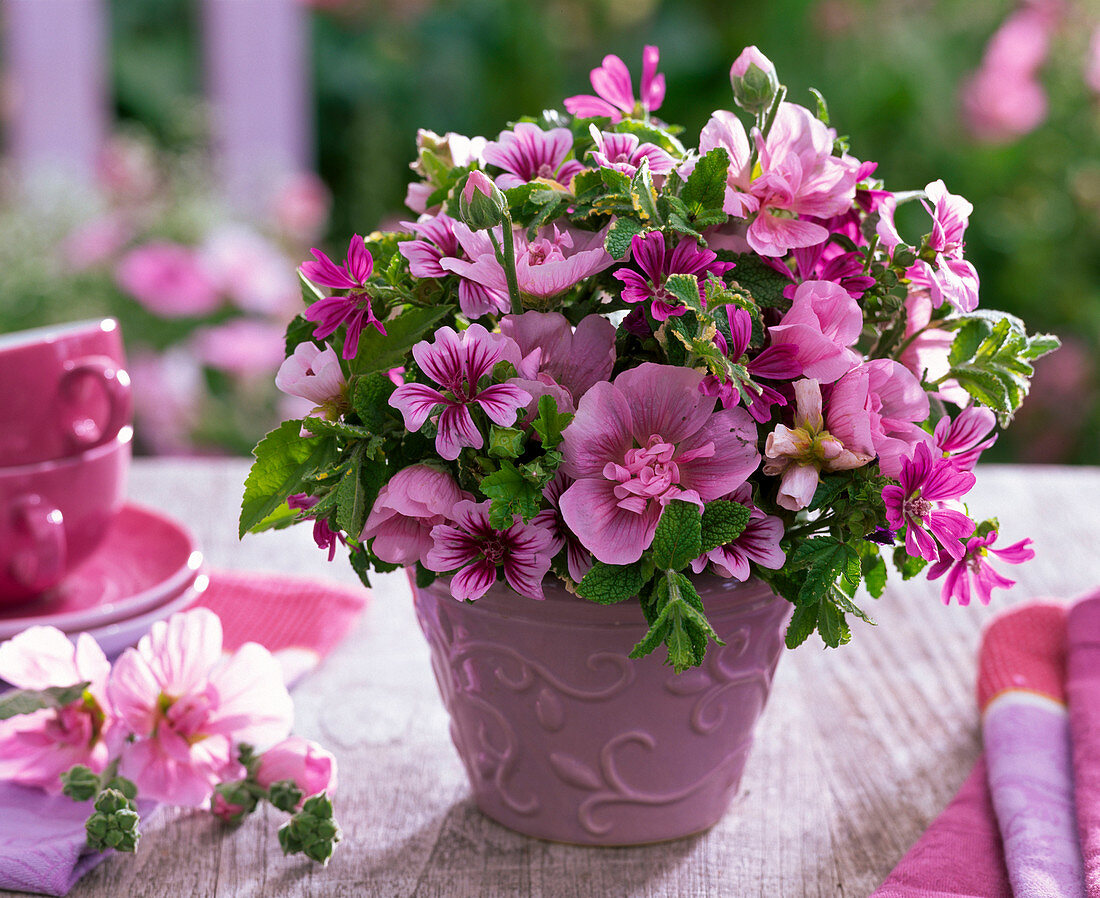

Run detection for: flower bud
[[455, 170, 507, 231], [211, 780, 259, 824], [85, 788, 141, 853], [61, 765, 101, 802], [277, 793, 342, 865], [729, 46, 779, 114], [256, 736, 337, 809]]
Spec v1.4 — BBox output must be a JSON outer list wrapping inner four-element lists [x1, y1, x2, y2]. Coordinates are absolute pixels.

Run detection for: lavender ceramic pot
[[412, 573, 792, 846]]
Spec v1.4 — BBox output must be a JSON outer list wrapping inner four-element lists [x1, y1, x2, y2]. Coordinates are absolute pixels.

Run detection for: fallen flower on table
[[0, 608, 343, 866]]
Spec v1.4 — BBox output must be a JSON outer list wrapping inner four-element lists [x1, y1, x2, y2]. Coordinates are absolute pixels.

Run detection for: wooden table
[[6, 460, 1100, 898]]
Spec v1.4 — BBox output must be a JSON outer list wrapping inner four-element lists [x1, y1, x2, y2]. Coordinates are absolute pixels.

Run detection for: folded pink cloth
[[0, 570, 368, 896], [1068, 596, 1100, 894]]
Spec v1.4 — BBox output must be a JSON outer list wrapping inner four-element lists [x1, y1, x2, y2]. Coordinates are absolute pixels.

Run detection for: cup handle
[[60, 355, 133, 451], [8, 495, 67, 591]]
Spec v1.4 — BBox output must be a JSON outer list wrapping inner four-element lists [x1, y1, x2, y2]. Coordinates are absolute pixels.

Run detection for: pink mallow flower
[[116, 241, 221, 318], [425, 500, 555, 601], [0, 627, 114, 792], [565, 45, 666, 123], [109, 608, 293, 807], [538, 472, 593, 584], [614, 231, 734, 321], [882, 441, 976, 563], [589, 130, 674, 178], [255, 736, 337, 807], [482, 123, 586, 190], [763, 378, 875, 511], [877, 181, 980, 313], [768, 280, 863, 384], [390, 324, 532, 460], [288, 494, 347, 561], [398, 213, 509, 319], [933, 406, 997, 471], [559, 364, 760, 565], [275, 342, 347, 417], [443, 225, 613, 305], [301, 235, 386, 360], [928, 530, 1035, 606], [361, 465, 467, 564], [691, 485, 785, 580]]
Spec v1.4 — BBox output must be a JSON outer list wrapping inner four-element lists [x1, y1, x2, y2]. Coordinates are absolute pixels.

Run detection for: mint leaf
[[605, 217, 644, 260], [650, 500, 703, 570], [722, 253, 793, 310], [349, 305, 449, 376], [663, 272, 704, 315], [790, 537, 860, 605], [302, 418, 376, 440], [629, 159, 661, 224], [577, 561, 646, 604], [700, 500, 751, 553], [0, 682, 90, 720], [479, 461, 543, 529], [351, 372, 397, 433], [681, 146, 729, 219], [335, 447, 382, 539], [860, 547, 888, 598], [785, 602, 818, 649], [629, 571, 723, 671], [949, 319, 990, 366], [488, 425, 527, 458], [530, 395, 573, 450], [817, 601, 851, 648], [240, 421, 338, 538]]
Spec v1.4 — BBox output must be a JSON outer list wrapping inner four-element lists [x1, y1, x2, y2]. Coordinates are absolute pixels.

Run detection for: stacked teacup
[[0, 319, 132, 605]]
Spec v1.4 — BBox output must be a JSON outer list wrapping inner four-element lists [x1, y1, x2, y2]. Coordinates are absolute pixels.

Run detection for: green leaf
[[790, 537, 860, 605], [949, 319, 991, 366], [953, 366, 1011, 412], [0, 683, 90, 720], [817, 601, 851, 648], [700, 500, 751, 553], [808, 87, 830, 124], [479, 461, 543, 529], [861, 549, 888, 599], [488, 425, 527, 458], [605, 217, 644, 260], [349, 305, 449, 376], [351, 372, 397, 433], [723, 253, 793, 310], [530, 394, 572, 450], [808, 475, 850, 512], [785, 602, 818, 649], [518, 449, 563, 489], [299, 271, 325, 306], [629, 160, 661, 223], [301, 418, 376, 440], [681, 147, 729, 218], [285, 312, 319, 356], [663, 272, 704, 315], [335, 450, 369, 538], [650, 500, 703, 570], [240, 421, 338, 538], [577, 561, 647, 604], [893, 546, 928, 580]]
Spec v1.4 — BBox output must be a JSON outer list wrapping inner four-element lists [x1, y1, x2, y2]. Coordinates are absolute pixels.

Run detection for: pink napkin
[[872, 591, 1100, 898], [0, 570, 368, 896]]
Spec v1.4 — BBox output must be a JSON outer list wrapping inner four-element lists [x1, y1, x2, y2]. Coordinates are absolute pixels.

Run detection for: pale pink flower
[[109, 608, 293, 807], [565, 45, 666, 123], [116, 242, 222, 318], [443, 225, 613, 304], [425, 500, 556, 601], [763, 378, 875, 511], [589, 130, 674, 178], [933, 406, 997, 470], [191, 320, 286, 379], [255, 736, 337, 806], [200, 225, 299, 317], [390, 324, 532, 460], [482, 123, 586, 190], [275, 342, 346, 415], [559, 364, 760, 565], [928, 531, 1035, 606], [690, 486, 785, 580], [362, 464, 468, 563], [1088, 26, 1100, 94], [613, 231, 733, 321], [768, 280, 863, 383], [128, 349, 203, 455], [271, 172, 331, 243], [405, 130, 487, 214], [0, 627, 114, 792]]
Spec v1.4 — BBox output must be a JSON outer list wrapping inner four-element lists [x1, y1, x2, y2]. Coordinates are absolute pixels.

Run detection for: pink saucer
[[0, 503, 202, 639]]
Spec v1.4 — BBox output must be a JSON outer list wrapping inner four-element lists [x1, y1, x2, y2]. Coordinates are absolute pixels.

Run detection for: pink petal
[[346, 235, 373, 284], [390, 382, 447, 432], [676, 407, 761, 501], [206, 643, 294, 747], [559, 477, 661, 565], [747, 211, 829, 258], [641, 45, 665, 111], [139, 608, 223, 696], [614, 364, 713, 445], [435, 403, 482, 460], [301, 248, 355, 290], [590, 54, 634, 113], [776, 463, 819, 511], [561, 381, 635, 479], [476, 383, 532, 425], [0, 626, 82, 691], [452, 560, 499, 601], [990, 537, 1036, 565]]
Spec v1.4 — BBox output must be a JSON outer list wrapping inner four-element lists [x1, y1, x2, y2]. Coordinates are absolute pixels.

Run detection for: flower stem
[[748, 86, 787, 170], [489, 210, 524, 315]]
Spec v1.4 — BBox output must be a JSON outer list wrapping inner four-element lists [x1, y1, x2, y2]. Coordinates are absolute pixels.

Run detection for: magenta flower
[[536, 472, 593, 583], [425, 500, 555, 601], [482, 123, 586, 190], [565, 45, 666, 123], [0, 627, 115, 792], [589, 130, 674, 178], [390, 324, 532, 460], [934, 406, 997, 471], [559, 364, 760, 565], [288, 493, 347, 561], [116, 241, 221, 318], [768, 280, 863, 384], [928, 530, 1035, 606], [498, 310, 616, 405], [255, 736, 337, 807], [882, 441, 977, 562], [275, 342, 346, 415], [614, 231, 734, 321], [398, 214, 509, 319], [789, 241, 877, 299], [690, 486, 785, 580], [301, 235, 386, 359], [763, 378, 875, 511], [361, 465, 468, 565], [109, 608, 293, 807], [443, 225, 613, 304]]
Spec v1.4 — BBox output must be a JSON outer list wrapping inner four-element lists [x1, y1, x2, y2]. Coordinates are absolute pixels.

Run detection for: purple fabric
[[984, 697, 1085, 897], [0, 783, 106, 896], [1068, 594, 1100, 896]]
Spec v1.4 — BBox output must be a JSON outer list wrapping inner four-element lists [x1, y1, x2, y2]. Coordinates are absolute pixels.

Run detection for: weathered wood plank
[[2, 462, 1097, 897]]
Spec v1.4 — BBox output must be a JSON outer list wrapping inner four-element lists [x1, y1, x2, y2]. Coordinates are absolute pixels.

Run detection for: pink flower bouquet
[[243, 46, 1056, 671]]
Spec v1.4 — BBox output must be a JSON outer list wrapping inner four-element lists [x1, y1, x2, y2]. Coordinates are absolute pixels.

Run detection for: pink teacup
[[0, 318, 132, 467], [0, 428, 131, 605]]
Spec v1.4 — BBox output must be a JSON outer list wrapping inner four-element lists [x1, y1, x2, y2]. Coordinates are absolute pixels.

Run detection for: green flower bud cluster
[[85, 788, 141, 853], [267, 779, 305, 814], [277, 794, 342, 866]]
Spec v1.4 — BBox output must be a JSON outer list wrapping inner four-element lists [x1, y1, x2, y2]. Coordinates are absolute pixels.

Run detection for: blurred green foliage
[[107, 0, 1100, 461]]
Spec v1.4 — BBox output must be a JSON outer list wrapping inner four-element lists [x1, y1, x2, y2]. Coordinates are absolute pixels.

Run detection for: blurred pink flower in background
[[129, 349, 204, 455], [116, 241, 221, 318], [201, 225, 299, 318], [61, 214, 133, 271], [565, 45, 665, 122], [270, 171, 331, 243], [191, 319, 288, 379], [96, 135, 159, 201]]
